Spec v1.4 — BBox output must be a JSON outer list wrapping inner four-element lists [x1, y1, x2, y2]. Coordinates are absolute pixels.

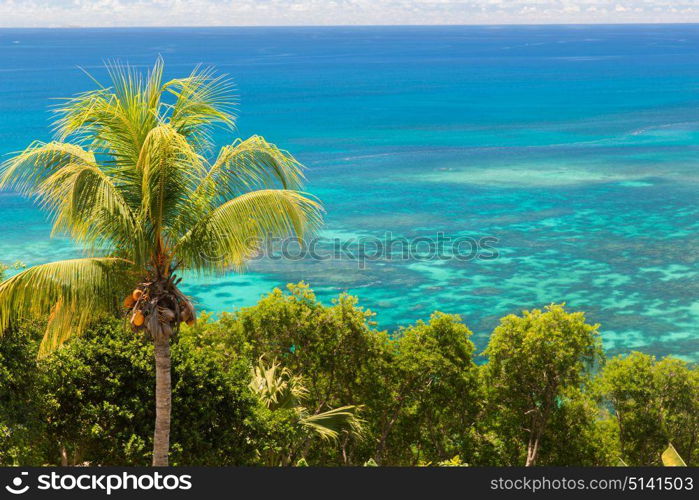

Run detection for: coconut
[[131, 310, 145, 327], [123, 295, 136, 308], [132, 289, 143, 301]]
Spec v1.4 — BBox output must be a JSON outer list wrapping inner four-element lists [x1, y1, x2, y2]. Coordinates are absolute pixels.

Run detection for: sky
[[0, 0, 696, 27]]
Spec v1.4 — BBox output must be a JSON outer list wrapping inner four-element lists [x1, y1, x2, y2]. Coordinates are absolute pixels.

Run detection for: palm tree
[[0, 59, 322, 466], [249, 358, 363, 465]]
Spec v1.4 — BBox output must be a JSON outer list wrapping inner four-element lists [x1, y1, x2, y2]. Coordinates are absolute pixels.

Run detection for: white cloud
[[0, 0, 696, 27]]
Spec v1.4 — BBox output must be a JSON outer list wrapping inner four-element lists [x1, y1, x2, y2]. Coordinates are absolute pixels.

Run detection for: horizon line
[[0, 20, 699, 30], [2, 21, 699, 29]]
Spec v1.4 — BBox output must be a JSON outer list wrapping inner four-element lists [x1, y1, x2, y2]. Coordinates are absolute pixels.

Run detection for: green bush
[[0, 320, 48, 465]]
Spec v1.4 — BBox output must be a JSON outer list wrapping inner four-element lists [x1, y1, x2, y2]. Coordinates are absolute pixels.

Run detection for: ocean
[[0, 25, 697, 360]]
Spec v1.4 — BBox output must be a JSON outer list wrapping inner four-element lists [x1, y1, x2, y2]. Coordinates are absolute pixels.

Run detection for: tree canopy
[[2, 284, 694, 467]]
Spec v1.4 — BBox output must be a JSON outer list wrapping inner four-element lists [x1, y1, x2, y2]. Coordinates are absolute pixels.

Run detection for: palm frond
[[137, 124, 205, 250], [173, 189, 323, 272], [170, 135, 308, 238], [163, 64, 236, 150], [51, 87, 113, 141], [53, 60, 164, 170], [145, 56, 165, 113], [0, 258, 134, 354], [249, 358, 364, 441], [300, 405, 364, 442], [37, 160, 137, 254], [249, 358, 307, 411], [203, 135, 306, 197], [0, 141, 97, 196]]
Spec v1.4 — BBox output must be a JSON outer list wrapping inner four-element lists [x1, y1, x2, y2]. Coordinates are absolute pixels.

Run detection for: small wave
[[629, 121, 699, 136]]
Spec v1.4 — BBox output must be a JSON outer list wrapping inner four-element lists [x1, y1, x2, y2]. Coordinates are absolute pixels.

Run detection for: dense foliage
[[1, 283, 696, 466], [1, 320, 261, 466]]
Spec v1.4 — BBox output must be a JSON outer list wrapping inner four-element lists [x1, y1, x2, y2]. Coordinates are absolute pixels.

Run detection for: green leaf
[[661, 444, 686, 467]]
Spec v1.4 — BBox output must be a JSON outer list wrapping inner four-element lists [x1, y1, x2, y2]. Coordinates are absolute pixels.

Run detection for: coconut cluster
[[123, 286, 195, 341]]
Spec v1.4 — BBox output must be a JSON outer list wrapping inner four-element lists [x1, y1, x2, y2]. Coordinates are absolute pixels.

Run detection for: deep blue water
[[1, 25, 698, 359]]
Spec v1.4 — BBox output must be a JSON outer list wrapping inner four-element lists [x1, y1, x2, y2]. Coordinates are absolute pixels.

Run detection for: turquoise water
[[0, 25, 698, 360]]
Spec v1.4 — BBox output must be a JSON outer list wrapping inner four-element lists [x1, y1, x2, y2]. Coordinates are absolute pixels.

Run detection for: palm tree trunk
[[152, 336, 171, 466]]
